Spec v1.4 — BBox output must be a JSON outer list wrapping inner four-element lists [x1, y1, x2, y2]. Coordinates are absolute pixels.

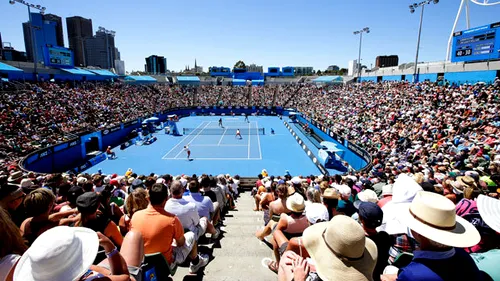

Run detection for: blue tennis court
[[86, 116, 321, 176]]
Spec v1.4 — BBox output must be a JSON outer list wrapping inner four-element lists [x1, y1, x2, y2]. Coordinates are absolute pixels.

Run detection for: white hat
[[477, 195, 500, 233], [14, 226, 98, 281], [264, 180, 272, 188], [404, 191, 480, 248], [305, 203, 329, 224], [338, 185, 351, 197], [77, 177, 87, 184], [20, 178, 34, 188], [290, 176, 302, 185], [180, 178, 188, 187], [354, 190, 378, 209], [127, 177, 136, 185], [382, 184, 393, 196], [286, 193, 305, 213]]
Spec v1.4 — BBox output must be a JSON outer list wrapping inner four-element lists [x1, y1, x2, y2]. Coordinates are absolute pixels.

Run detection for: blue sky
[[0, 0, 499, 72]]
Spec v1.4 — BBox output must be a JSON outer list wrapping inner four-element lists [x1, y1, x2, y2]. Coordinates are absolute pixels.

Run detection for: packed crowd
[[0, 169, 240, 280], [252, 169, 500, 281]]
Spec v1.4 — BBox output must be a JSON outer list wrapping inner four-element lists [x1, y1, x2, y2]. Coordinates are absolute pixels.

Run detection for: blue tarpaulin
[[312, 76, 343, 83], [177, 76, 200, 82], [88, 69, 117, 77], [0, 62, 23, 72], [60, 68, 96, 75], [124, 76, 157, 82]]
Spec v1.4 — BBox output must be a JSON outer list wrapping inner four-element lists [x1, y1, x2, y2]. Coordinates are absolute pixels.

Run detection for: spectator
[[377, 184, 393, 208], [336, 185, 355, 216], [0, 207, 27, 281], [183, 180, 220, 239], [322, 188, 341, 219], [382, 191, 482, 281], [278, 215, 377, 281], [106, 146, 117, 159], [75, 192, 123, 247], [130, 181, 209, 273], [0, 184, 26, 226], [119, 188, 149, 236]]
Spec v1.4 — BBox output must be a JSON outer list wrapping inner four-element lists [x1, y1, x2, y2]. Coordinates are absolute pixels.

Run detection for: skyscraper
[[66, 16, 93, 66], [84, 28, 116, 69], [145, 55, 167, 74], [22, 12, 61, 63]]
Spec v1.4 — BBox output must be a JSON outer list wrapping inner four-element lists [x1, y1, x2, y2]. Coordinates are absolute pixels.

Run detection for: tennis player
[[244, 114, 249, 123], [218, 118, 223, 127], [235, 129, 242, 139], [184, 145, 191, 160]]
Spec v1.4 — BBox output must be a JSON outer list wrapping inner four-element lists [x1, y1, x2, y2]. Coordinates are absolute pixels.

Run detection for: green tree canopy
[[234, 60, 246, 69]]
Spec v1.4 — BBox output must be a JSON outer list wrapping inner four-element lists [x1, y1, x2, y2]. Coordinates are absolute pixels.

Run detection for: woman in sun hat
[[13, 226, 143, 281], [381, 191, 483, 281], [278, 215, 377, 281]]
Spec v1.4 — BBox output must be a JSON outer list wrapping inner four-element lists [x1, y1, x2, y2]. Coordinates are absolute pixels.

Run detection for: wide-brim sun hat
[[403, 191, 480, 248], [477, 194, 500, 233], [286, 193, 305, 213], [303, 215, 377, 281], [14, 226, 98, 281]]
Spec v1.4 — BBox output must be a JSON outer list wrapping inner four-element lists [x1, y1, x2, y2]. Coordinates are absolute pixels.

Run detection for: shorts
[[100, 264, 142, 281], [172, 231, 195, 265], [193, 217, 208, 240]]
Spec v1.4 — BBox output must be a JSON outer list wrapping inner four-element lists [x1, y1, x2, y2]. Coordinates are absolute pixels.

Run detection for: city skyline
[[1, 0, 500, 72]]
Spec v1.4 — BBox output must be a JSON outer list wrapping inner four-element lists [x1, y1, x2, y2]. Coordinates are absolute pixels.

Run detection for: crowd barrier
[[20, 106, 371, 174]]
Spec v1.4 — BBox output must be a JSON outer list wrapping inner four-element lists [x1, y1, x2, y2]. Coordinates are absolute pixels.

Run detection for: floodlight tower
[[409, 0, 439, 83], [446, 0, 500, 61], [353, 27, 370, 81]]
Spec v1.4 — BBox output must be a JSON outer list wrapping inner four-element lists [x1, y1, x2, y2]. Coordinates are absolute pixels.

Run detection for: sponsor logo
[[103, 129, 109, 135], [110, 126, 121, 132], [39, 150, 52, 158], [69, 140, 79, 147]]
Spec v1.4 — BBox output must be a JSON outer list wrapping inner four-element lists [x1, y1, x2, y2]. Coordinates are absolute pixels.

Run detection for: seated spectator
[[59, 185, 83, 213], [119, 188, 149, 236], [336, 185, 355, 216], [165, 181, 217, 240], [130, 182, 209, 273], [183, 180, 219, 239], [0, 207, 27, 281], [260, 181, 276, 225], [381, 191, 483, 281], [322, 188, 341, 219], [75, 192, 123, 247], [20, 188, 75, 245], [377, 184, 393, 208], [99, 187, 124, 224], [278, 215, 377, 281], [13, 226, 142, 281], [266, 193, 308, 273], [255, 183, 290, 240], [358, 202, 393, 281], [0, 184, 26, 226], [199, 176, 221, 225], [106, 145, 117, 159]]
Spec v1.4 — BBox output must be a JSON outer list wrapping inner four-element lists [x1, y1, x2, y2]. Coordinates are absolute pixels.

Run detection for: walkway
[[173, 192, 276, 281]]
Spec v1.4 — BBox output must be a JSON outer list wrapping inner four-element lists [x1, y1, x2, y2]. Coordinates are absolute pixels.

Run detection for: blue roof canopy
[[88, 69, 117, 77], [312, 76, 343, 83], [60, 68, 95, 75], [177, 76, 200, 82], [0, 62, 23, 72], [124, 76, 156, 82]]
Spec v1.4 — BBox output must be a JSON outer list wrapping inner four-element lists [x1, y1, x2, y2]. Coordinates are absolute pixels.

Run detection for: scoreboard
[[451, 22, 500, 63], [43, 46, 74, 68]]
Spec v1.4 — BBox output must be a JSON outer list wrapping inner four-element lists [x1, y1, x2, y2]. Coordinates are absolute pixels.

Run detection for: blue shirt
[[183, 192, 214, 219], [397, 248, 484, 281], [471, 249, 500, 281]]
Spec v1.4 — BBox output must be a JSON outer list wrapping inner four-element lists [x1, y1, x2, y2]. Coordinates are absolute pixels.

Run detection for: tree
[[316, 70, 322, 75], [234, 60, 246, 69], [339, 68, 348, 75]]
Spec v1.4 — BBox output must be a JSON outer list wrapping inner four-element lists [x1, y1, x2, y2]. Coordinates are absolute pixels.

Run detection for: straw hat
[[477, 194, 500, 233], [404, 191, 480, 248], [14, 226, 98, 281], [303, 215, 377, 281], [322, 188, 339, 200], [286, 193, 305, 213], [8, 171, 23, 182]]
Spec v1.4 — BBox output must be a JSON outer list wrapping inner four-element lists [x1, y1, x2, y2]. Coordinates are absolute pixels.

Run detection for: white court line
[[173, 122, 211, 159], [256, 121, 262, 159], [217, 127, 227, 146], [161, 121, 206, 159], [163, 157, 262, 160], [247, 120, 251, 158], [190, 144, 248, 147]]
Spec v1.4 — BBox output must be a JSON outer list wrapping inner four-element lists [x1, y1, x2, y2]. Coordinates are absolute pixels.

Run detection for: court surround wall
[[21, 106, 370, 174]]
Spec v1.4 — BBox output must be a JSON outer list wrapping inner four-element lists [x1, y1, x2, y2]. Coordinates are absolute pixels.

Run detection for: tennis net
[[183, 127, 265, 135]]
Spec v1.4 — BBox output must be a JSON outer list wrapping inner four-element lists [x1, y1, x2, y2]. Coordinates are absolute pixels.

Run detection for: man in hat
[[381, 191, 483, 281], [0, 183, 26, 226]]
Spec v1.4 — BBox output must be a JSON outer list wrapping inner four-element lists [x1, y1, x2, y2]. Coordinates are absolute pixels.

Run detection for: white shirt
[[165, 198, 200, 233]]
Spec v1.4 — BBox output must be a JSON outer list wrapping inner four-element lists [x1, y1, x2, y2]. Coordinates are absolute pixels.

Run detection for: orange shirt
[[130, 205, 184, 263]]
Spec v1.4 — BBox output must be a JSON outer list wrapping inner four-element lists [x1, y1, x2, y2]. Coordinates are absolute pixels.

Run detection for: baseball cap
[[67, 186, 84, 205], [358, 202, 384, 229], [305, 203, 329, 224], [76, 192, 100, 214], [354, 189, 378, 209]]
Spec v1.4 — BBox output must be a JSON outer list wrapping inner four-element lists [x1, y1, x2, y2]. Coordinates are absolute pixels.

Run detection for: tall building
[[22, 12, 62, 63], [66, 16, 93, 66], [247, 64, 263, 73], [375, 55, 399, 68], [327, 65, 340, 71], [84, 28, 116, 69], [114, 47, 120, 60], [0, 32, 3, 60], [43, 14, 64, 47], [114, 60, 125, 75], [294, 66, 314, 76], [145, 55, 167, 74]]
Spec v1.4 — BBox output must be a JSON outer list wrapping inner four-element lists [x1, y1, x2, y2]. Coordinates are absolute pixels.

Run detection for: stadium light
[[409, 0, 439, 83], [353, 27, 370, 81], [9, 0, 46, 82]]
